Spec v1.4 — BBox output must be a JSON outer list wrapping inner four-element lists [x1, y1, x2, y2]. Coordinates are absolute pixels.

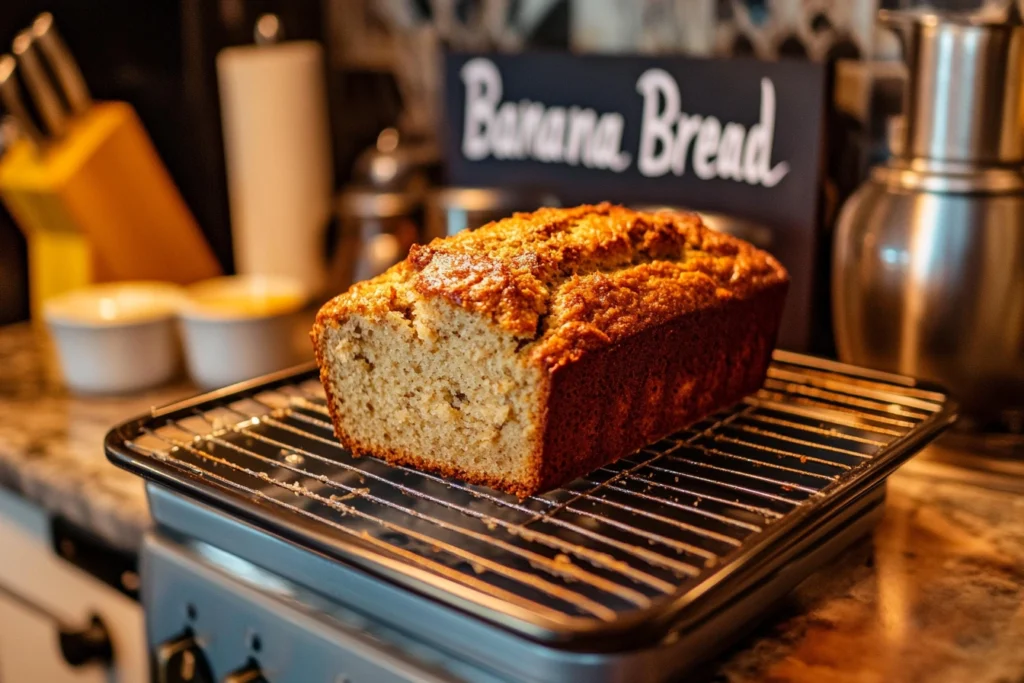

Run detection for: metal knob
[[155, 633, 214, 683], [58, 615, 113, 667], [223, 662, 267, 682]]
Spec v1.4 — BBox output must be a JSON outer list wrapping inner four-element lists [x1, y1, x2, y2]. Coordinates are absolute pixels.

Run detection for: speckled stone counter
[[1, 322, 1024, 682], [0, 323, 192, 550], [714, 470, 1024, 682]]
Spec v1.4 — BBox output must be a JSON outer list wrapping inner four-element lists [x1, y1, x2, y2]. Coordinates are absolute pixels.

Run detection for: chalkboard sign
[[442, 52, 827, 351]]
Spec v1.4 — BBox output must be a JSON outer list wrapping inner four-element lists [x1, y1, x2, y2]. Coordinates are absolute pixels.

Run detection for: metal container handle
[[879, 7, 1024, 164]]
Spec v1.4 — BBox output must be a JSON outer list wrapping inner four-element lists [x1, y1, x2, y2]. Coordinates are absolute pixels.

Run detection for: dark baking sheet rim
[[106, 352, 957, 651]]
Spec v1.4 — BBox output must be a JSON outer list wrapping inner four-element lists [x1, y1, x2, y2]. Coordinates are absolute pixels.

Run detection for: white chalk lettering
[[565, 107, 596, 165], [516, 101, 544, 158], [635, 69, 677, 177], [460, 58, 791, 187], [461, 58, 501, 161], [534, 108, 566, 162], [742, 79, 790, 187], [635, 68, 790, 186], [669, 114, 699, 175], [459, 57, 630, 171], [591, 113, 631, 171], [717, 122, 746, 180], [692, 117, 721, 180]]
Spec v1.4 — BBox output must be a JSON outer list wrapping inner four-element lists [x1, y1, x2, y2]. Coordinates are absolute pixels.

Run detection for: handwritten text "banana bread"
[[459, 58, 789, 188]]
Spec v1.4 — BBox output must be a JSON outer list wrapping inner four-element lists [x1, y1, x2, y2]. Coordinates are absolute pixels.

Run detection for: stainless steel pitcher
[[832, 8, 1024, 424]]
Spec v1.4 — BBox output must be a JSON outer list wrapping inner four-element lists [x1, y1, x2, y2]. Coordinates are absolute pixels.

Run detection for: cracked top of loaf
[[316, 203, 789, 371]]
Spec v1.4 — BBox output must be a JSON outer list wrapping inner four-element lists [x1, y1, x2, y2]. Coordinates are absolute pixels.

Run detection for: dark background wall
[[0, 0, 409, 325], [1, 0, 189, 324]]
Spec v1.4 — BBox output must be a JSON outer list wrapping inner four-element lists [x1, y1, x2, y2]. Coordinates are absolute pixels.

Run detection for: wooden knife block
[[0, 101, 221, 321]]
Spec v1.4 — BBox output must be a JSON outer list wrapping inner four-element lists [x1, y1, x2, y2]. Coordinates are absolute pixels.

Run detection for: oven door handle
[[58, 614, 114, 667], [0, 583, 114, 667]]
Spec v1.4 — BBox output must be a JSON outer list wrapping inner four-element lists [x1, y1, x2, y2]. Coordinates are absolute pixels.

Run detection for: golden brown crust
[[311, 203, 790, 497], [536, 283, 787, 492], [317, 203, 787, 365]]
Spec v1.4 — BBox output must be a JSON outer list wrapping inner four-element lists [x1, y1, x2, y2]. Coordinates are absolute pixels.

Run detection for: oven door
[[0, 488, 147, 683]]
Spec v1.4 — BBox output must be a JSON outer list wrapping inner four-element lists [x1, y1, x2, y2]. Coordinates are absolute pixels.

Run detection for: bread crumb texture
[[312, 203, 789, 496]]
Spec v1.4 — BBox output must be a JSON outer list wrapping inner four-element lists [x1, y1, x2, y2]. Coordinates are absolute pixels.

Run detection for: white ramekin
[[43, 281, 186, 394], [178, 275, 307, 390]]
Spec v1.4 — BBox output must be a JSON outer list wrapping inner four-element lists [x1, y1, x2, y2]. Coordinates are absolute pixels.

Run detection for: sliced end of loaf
[[313, 293, 548, 495]]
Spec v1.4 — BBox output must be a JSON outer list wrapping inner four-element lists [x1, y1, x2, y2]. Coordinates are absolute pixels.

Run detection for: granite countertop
[[716, 470, 1024, 682], [0, 323, 192, 550], [1, 322, 1024, 681]]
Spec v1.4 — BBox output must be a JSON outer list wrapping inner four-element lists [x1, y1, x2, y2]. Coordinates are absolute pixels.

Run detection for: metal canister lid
[[336, 186, 421, 219], [426, 186, 559, 213], [881, 8, 1024, 164]]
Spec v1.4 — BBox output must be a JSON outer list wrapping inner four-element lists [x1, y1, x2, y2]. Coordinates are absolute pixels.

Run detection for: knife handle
[[31, 13, 92, 116], [0, 55, 47, 148], [12, 31, 67, 139]]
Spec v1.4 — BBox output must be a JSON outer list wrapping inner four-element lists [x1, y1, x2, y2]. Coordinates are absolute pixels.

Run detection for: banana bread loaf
[[312, 203, 789, 497]]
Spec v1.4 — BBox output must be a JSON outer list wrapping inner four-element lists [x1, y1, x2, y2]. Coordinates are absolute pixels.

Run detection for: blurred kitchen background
[[0, 0, 934, 329], [0, 0, 562, 328], [3, 0, 1023, 416]]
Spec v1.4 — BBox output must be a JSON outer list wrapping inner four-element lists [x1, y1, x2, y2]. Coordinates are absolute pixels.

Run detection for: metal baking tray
[[106, 351, 955, 650]]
